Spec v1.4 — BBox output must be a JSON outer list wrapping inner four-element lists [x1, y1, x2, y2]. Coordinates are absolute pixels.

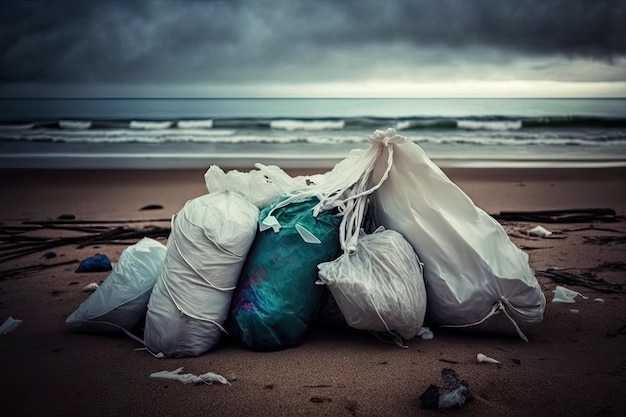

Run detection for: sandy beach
[[0, 166, 625, 417]]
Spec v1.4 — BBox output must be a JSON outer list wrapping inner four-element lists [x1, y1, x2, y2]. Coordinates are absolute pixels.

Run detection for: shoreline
[[1, 154, 625, 169]]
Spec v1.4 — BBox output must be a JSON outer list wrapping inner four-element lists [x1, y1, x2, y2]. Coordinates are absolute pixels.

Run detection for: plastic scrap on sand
[[0, 316, 22, 335], [476, 353, 500, 364], [82, 282, 100, 292], [150, 367, 230, 385], [552, 285, 588, 303], [528, 225, 552, 238]]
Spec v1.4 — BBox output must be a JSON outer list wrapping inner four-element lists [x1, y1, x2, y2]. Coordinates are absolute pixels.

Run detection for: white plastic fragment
[[295, 224, 321, 244], [0, 317, 23, 335], [552, 285, 588, 303], [570, 309, 580, 314], [259, 215, 281, 232], [528, 225, 552, 237], [82, 282, 100, 292], [594, 298, 605, 303], [477, 353, 500, 364], [150, 367, 230, 385], [417, 327, 434, 340]]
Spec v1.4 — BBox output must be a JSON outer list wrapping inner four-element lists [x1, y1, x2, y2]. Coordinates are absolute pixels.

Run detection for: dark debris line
[[0, 219, 171, 279], [536, 265, 625, 294], [492, 208, 622, 223]]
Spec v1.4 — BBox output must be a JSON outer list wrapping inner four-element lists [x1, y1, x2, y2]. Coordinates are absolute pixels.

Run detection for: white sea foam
[[270, 120, 345, 131], [396, 121, 413, 130], [177, 119, 214, 129], [457, 120, 522, 131], [395, 120, 446, 130], [130, 120, 173, 129], [59, 120, 92, 129]]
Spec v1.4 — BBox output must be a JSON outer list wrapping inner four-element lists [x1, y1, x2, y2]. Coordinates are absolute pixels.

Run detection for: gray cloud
[[1, 0, 625, 93]]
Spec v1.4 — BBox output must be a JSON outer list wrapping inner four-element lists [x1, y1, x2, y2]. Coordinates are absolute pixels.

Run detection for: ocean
[[0, 98, 625, 169]]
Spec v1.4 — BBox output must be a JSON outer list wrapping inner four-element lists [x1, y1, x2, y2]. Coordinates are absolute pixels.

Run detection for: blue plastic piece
[[75, 254, 112, 273]]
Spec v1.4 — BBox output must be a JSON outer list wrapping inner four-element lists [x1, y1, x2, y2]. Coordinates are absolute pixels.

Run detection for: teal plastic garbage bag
[[229, 196, 341, 351]]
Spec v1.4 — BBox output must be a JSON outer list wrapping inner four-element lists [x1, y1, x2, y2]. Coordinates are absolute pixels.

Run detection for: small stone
[[140, 204, 164, 211], [420, 368, 473, 410]]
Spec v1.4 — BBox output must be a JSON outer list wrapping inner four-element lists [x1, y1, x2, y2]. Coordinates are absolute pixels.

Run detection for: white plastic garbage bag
[[369, 128, 546, 341], [318, 227, 427, 341], [65, 237, 166, 332], [144, 191, 259, 357]]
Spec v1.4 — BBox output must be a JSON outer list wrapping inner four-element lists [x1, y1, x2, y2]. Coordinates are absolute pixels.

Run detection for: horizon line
[[2, 96, 625, 100]]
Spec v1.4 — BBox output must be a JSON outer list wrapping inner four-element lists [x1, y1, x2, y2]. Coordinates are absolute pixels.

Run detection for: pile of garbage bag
[[66, 128, 546, 357]]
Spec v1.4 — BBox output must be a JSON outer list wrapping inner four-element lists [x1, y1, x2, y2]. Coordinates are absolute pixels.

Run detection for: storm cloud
[[1, 0, 625, 96]]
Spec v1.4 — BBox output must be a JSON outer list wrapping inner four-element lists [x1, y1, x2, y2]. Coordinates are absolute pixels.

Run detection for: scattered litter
[[583, 236, 626, 245], [418, 327, 434, 340], [476, 353, 500, 364], [591, 261, 626, 272], [149, 367, 230, 385], [0, 316, 23, 335], [570, 309, 580, 314], [420, 368, 473, 410], [528, 225, 552, 238], [552, 285, 588, 303], [0, 259, 79, 281], [75, 254, 112, 273], [594, 298, 606, 303], [492, 208, 619, 223], [82, 282, 100, 292], [537, 268, 624, 294]]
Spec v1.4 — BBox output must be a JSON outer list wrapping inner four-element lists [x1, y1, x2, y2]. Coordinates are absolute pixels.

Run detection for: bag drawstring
[[441, 297, 529, 342]]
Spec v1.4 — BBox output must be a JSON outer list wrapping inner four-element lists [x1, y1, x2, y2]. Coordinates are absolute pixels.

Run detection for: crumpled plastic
[[528, 225, 552, 237], [0, 317, 23, 335], [552, 285, 588, 303], [204, 163, 320, 209], [82, 283, 100, 292], [418, 327, 434, 340], [150, 367, 230, 385]]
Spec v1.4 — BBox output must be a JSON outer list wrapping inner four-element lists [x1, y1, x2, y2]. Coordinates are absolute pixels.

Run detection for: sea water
[[0, 98, 625, 169]]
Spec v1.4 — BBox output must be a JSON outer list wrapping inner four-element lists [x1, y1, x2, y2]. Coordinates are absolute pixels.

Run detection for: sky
[[1, 0, 625, 98]]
